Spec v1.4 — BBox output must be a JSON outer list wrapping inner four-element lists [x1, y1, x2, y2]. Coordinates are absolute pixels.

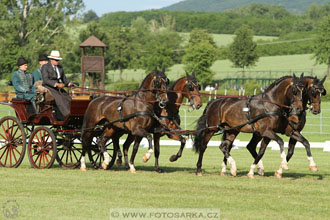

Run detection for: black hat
[[17, 57, 28, 66], [38, 54, 48, 61]]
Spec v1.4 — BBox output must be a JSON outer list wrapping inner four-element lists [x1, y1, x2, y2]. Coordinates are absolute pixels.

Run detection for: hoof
[[155, 168, 163, 173], [129, 169, 136, 174], [220, 172, 226, 176], [116, 159, 122, 167], [247, 173, 255, 179], [124, 164, 129, 169], [274, 171, 282, 179], [196, 172, 202, 176], [230, 168, 237, 177], [80, 167, 87, 171], [102, 161, 108, 170], [169, 155, 178, 162], [309, 165, 318, 172], [281, 163, 289, 170], [142, 154, 149, 163], [257, 168, 264, 176]]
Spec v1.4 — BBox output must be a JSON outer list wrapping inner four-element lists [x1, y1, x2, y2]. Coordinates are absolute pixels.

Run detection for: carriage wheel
[[27, 127, 57, 169], [87, 137, 117, 170], [56, 136, 82, 168], [0, 116, 26, 168]]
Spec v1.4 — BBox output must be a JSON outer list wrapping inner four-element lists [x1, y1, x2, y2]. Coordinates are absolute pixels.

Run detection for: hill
[[163, 0, 330, 13]]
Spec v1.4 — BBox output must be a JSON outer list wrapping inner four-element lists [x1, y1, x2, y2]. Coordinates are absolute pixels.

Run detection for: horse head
[[306, 75, 327, 114], [183, 72, 202, 110], [151, 68, 169, 108], [286, 74, 304, 115]]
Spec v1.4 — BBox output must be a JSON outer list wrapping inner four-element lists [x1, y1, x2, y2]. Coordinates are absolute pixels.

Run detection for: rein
[[74, 87, 292, 109]]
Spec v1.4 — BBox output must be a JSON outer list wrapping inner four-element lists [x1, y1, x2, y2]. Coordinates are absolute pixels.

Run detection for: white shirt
[[52, 64, 61, 87]]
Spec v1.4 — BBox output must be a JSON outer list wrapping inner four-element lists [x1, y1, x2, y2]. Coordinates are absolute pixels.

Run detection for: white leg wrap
[[257, 160, 264, 169], [145, 149, 154, 160], [248, 164, 256, 175], [281, 151, 287, 164], [307, 156, 316, 166], [80, 156, 86, 169], [221, 161, 226, 173], [276, 167, 283, 174], [228, 156, 237, 171], [129, 163, 135, 171], [103, 152, 110, 165]]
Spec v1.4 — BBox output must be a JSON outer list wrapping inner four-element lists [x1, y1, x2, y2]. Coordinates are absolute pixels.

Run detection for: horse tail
[[193, 99, 219, 153], [193, 114, 207, 153]]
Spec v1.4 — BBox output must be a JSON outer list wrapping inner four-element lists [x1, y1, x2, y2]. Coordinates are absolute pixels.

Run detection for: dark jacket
[[41, 62, 70, 88]]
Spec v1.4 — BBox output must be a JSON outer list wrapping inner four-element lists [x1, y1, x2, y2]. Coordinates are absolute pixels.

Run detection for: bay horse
[[117, 72, 203, 173], [193, 74, 304, 177], [80, 69, 169, 171], [243, 75, 327, 178]]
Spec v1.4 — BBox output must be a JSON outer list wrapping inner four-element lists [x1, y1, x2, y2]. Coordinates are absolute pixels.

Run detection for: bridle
[[184, 80, 201, 108], [287, 82, 304, 116], [153, 76, 169, 109], [307, 84, 326, 107]]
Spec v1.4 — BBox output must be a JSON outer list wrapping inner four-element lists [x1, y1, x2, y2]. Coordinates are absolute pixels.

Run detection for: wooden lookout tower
[[79, 35, 106, 90]]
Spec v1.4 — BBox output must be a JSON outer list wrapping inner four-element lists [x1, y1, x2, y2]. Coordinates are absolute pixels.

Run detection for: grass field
[[1, 146, 330, 220], [181, 33, 278, 47], [107, 54, 328, 83]]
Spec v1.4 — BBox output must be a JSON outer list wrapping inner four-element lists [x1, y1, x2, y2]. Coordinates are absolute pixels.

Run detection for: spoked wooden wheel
[[0, 116, 26, 168], [28, 127, 57, 169], [88, 137, 117, 170], [56, 136, 82, 168]]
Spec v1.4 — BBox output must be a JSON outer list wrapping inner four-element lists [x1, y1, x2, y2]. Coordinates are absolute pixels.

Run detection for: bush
[[106, 81, 140, 92]]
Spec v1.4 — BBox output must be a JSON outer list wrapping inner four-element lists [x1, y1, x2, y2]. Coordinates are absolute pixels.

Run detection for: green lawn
[[107, 54, 328, 82], [1, 146, 330, 220], [181, 33, 278, 47]]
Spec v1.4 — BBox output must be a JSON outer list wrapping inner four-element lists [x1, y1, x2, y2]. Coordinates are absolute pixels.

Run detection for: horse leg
[[219, 143, 231, 176], [80, 131, 93, 171], [128, 136, 143, 173], [99, 128, 115, 170], [112, 136, 121, 168], [116, 148, 123, 167], [247, 137, 270, 178], [262, 131, 287, 178], [289, 131, 318, 172], [142, 133, 154, 163], [122, 134, 135, 169], [169, 135, 186, 162], [222, 132, 238, 177], [196, 131, 214, 176], [246, 133, 264, 175], [153, 133, 163, 173]]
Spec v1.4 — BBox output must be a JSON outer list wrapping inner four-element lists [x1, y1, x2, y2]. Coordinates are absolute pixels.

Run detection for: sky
[[83, 0, 184, 16]]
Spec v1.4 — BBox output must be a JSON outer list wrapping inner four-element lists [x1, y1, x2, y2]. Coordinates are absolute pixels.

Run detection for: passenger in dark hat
[[33, 54, 48, 83], [33, 54, 49, 94], [12, 57, 37, 114], [17, 57, 28, 66]]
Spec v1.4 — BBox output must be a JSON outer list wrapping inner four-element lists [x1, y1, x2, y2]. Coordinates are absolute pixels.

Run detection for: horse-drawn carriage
[[0, 95, 116, 169], [0, 69, 201, 171], [1, 70, 326, 179]]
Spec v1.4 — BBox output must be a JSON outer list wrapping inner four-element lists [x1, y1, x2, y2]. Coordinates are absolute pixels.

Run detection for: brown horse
[[80, 69, 169, 171], [243, 75, 327, 178], [117, 72, 203, 173], [193, 75, 304, 177]]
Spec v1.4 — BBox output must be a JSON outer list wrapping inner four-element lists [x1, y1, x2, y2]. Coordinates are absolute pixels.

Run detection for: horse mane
[[139, 72, 156, 89], [264, 75, 292, 93], [170, 76, 186, 90]]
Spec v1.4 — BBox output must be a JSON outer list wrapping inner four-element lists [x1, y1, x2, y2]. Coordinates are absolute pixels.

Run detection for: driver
[[41, 50, 76, 120]]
